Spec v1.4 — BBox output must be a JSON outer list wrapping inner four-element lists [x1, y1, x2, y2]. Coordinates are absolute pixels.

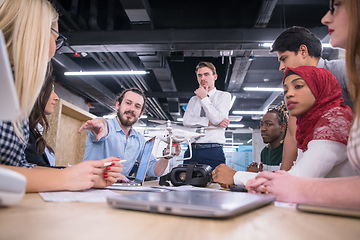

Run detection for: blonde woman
[[246, 0, 360, 209], [0, 0, 122, 192]]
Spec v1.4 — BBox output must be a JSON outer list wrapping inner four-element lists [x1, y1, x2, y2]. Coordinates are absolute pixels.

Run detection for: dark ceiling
[[51, 0, 336, 136]]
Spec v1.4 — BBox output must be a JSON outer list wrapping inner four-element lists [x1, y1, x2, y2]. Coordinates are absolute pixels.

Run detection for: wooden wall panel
[[45, 99, 95, 167], [46, 100, 61, 153]]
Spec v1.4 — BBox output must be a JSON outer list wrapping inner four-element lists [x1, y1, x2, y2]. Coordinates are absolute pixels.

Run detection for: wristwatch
[[162, 148, 172, 159]]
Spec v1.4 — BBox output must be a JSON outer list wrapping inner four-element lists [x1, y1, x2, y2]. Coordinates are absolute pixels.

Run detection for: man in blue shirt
[[79, 88, 180, 181]]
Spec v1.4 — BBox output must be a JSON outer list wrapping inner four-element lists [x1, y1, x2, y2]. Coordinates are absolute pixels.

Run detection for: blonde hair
[[0, 0, 58, 141], [345, 0, 360, 120]]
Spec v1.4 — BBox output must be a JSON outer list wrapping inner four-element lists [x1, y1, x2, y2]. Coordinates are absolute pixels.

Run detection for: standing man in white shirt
[[183, 61, 231, 170]]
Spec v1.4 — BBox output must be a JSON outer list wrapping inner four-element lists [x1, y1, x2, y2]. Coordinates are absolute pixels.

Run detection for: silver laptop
[[107, 190, 275, 218], [111, 137, 155, 187], [0, 30, 20, 121]]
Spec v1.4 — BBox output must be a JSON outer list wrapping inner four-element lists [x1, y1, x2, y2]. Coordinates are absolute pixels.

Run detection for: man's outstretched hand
[[78, 118, 108, 141]]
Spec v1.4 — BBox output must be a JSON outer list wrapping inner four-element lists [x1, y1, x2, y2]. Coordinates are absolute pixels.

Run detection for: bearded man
[[79, 88, 180, 181]]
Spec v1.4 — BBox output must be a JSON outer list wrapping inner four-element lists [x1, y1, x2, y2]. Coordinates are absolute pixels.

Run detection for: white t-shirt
[[347, 117, 360, 175], [233, 140, 358, 185]]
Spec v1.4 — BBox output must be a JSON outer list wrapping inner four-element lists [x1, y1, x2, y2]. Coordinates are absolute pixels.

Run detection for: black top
[[25, 129, 51, 167]]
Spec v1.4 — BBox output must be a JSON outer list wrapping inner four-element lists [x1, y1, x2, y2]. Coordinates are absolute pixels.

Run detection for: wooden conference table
[[0, 181, 359, 240]]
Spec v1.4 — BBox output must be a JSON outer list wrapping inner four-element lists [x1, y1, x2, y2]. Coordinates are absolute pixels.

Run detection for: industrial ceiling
[[51, 0, 337, 144]]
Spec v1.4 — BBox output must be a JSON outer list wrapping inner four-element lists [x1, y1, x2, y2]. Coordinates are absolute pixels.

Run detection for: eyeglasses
[[329, 0, 335, 14], [51, 28, 67, 51]]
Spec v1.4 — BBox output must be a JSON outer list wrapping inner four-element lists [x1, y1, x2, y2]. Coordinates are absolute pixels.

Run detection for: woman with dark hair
[[25, 76, 58, 167]]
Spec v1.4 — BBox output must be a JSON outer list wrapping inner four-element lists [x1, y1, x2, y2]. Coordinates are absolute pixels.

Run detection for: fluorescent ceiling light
[[230, 95, 236, 108], [247, 139, 253, 144], [228, 124, 245, 128], [224, 146, 239, 149], [224, 142, 244, 145], [64, 71, 149, 76], [228, 116, 243, 122], [177, 118, 183, 122], [224, 149, 236, 153], [259, 42, 333, 49], [232, 110, 266, 115], [140, 115, 148, 119], [259, 43, 272, 47], [322, 43, 332, 48], [243, 87, 283, 92]]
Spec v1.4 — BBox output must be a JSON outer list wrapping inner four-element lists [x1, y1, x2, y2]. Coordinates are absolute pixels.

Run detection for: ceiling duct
[[227, 53, 253, 92], [138, 52, 179, 117], [89, 0, 101, 31], [120, 0, 152, 29], [170, 51, 184, 62], [255, 0, 278, 28]]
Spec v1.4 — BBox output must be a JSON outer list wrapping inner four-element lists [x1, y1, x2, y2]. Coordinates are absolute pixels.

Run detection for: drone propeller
[[148, 119, 183, 125], [148, 119, 218, 128], [148, 119, 167, 124]]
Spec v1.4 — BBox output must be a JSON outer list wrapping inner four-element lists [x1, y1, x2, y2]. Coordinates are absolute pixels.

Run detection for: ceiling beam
[[58, 27, 328, 53]]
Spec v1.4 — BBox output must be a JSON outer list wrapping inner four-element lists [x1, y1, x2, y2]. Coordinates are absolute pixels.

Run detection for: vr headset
[[159, 162, 212, 187]]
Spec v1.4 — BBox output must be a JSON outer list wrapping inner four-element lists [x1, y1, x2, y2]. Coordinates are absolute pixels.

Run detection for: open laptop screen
[[134, 137, 155, 182]]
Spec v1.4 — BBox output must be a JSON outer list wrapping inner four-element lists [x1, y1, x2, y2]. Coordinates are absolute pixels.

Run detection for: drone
[[143, 120, 206, 161]]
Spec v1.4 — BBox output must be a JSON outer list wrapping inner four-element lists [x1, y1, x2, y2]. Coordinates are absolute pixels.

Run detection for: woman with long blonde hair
[[245, 0, 360, 209], [0, 0, 122, 192]]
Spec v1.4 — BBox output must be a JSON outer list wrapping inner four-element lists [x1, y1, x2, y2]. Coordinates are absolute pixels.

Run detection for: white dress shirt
[[183, 88, 231, 144]]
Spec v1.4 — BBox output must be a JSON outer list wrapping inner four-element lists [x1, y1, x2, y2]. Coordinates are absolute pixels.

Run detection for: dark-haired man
[[271, 26, 353, 170], [246, 107, 287, 173], [79, 88, 180, 180]]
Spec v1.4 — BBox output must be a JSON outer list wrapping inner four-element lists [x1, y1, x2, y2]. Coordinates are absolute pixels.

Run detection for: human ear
[[299, 44, 309, 58], [280, 123, 287, 133]]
